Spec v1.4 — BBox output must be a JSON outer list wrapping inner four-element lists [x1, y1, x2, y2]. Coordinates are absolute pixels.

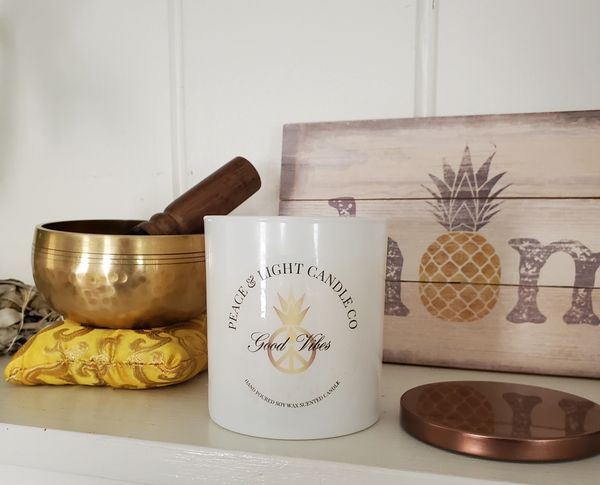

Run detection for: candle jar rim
[[204, 215, 386, 224]]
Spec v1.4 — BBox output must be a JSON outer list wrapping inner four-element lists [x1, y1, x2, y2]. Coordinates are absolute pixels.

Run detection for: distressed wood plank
[[280, 198, 600, 288], [281, 110, 600, 200], [280, 110, 600, 377], [383, 283, 600, 377]]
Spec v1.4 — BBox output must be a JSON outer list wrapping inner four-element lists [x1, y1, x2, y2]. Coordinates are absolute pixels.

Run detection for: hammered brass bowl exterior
[[33, 220, 206, 329]]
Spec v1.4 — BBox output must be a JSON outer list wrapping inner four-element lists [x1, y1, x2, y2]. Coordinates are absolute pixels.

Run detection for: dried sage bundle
[[0, 279, 61, 355]]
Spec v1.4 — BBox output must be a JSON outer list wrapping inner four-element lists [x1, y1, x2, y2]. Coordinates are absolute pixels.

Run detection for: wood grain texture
[[134, 156, 261, 235], [280, 198, 600, 288], [283, 200, 600, 374], [383, 283, 600, 378], [281, 110, 600, 200], [280, 110, 600, 376]]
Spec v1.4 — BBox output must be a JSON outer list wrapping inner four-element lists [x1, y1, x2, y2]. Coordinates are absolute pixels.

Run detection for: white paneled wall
[[182, 0, 416, 212], [1, 0, 598, 281], [436, 0, 600, 115], [0, 0, 174, 281]]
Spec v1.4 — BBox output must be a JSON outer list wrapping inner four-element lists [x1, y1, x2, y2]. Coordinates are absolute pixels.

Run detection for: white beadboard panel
[[0, 0, 173, 281], [181, 0, 416, 215], [436, 0, 600, 116], [414, 0, 438, 116]]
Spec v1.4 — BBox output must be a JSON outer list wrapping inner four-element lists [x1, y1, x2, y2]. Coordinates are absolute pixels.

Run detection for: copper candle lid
[[400, 381, 600, 462]]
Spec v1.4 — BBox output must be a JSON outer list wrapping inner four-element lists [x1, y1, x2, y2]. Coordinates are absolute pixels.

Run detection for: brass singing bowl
[[32, 220, 206, 329]]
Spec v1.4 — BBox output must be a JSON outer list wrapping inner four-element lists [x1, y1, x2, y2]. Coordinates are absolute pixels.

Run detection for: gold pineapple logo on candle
[[268, 291, 317, 374]]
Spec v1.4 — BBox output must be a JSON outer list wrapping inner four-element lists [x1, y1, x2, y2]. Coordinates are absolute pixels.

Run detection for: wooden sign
[[279, 110, 600, 377]]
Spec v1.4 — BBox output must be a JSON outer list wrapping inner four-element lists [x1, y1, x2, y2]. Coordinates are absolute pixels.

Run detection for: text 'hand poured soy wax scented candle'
[[204, 216, 387, 439]]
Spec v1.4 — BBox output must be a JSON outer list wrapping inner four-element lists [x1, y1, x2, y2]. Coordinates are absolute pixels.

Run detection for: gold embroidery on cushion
[[128, 330, 174, 386], [22, 361, 75, 385], [77, 335, 122, 385], [4, 318, 207, 388], [53, 326, 95, 341], [10, 322, 62, 360]]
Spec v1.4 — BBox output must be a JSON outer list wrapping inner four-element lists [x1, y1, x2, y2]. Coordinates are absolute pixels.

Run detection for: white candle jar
[[204, 216, 387, 439]]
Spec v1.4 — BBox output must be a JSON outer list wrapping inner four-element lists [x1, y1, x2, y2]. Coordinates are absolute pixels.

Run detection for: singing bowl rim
[[34, 219, 205, 257]]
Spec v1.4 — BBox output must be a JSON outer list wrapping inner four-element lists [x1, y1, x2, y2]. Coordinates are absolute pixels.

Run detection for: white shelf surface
[[1, 358, 599, 484]]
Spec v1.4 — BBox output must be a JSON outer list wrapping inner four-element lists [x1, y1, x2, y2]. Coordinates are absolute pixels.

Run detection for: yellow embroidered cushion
[[4, 317, 207, 389]]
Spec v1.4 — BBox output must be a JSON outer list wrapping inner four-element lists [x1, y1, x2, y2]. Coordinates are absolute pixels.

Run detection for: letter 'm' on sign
[[508, 239, 600, 325]]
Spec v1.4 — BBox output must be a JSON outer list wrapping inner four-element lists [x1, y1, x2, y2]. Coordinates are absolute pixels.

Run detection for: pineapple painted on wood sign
[[419, 146, 509, 322]]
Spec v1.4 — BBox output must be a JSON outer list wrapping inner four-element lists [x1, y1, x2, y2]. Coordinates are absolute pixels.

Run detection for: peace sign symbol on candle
[[268, 292, 317, 374]]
